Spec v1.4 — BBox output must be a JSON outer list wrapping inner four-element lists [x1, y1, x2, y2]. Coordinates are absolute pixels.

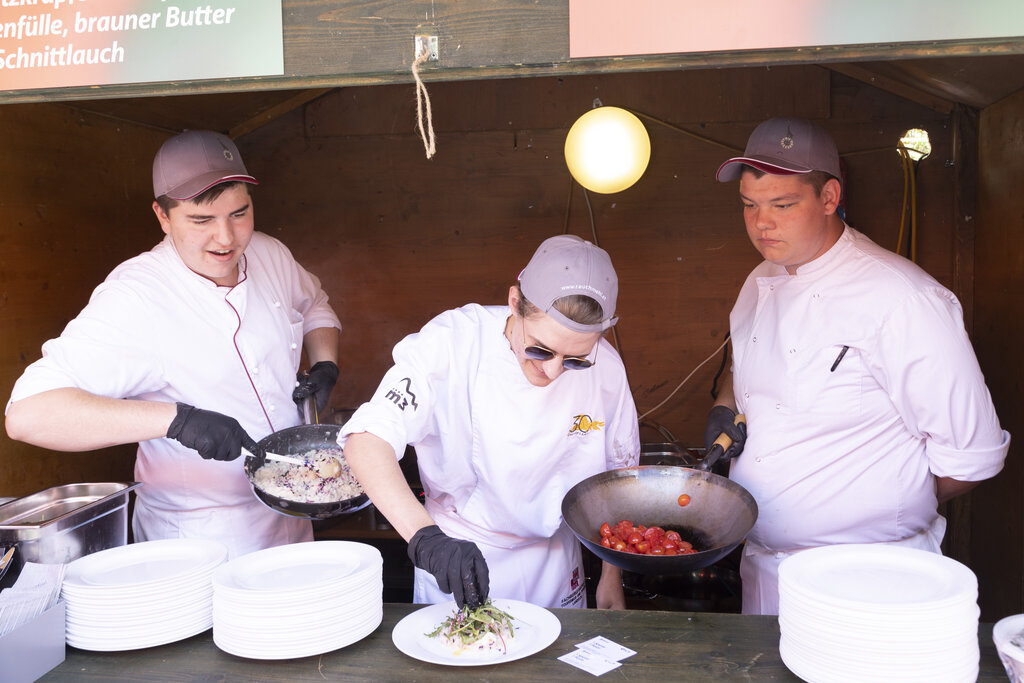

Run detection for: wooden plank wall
[[239, 66, 958, 444], [974, 89, 1024, 621], [0, 103, 166, 492], [2, 64, 1015, 618]]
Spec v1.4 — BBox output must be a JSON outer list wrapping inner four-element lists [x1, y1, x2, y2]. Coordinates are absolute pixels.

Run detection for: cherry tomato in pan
[[678, 494, 691, 507]]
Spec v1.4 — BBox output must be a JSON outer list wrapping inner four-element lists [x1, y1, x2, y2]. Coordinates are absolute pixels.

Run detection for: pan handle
[[298, 382, 319, 425], [699, 413, 746, 471]]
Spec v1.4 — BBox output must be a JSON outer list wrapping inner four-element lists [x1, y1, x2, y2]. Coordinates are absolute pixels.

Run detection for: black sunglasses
[[522, 317, 597, 370]]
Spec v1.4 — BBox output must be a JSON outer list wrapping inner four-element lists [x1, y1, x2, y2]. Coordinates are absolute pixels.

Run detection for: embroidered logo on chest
[[568, 414, 604, 436]]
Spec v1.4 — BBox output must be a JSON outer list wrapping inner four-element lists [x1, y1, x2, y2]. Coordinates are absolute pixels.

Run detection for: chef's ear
[[821, 177, 842, 216], [152, 201, 172, 235], [508, 285, 520, 314]]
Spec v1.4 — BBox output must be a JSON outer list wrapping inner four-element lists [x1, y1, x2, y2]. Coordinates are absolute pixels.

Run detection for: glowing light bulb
[[564, 106, 651, 194]]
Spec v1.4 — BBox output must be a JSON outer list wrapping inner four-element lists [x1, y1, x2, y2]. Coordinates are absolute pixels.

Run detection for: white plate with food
[[391, 599, 560, 666]]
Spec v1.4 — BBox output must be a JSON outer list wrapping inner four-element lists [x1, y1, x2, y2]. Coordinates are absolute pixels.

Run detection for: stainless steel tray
[[0, 482, 142, 572]]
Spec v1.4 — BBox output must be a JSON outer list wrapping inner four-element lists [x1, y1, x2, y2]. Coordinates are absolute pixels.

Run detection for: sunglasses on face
[[521, 316, 597, 370]]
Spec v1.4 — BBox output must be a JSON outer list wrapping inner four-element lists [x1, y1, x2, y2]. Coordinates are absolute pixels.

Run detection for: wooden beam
[[826, 63, 955, 114], [229, 88, 335, 139]]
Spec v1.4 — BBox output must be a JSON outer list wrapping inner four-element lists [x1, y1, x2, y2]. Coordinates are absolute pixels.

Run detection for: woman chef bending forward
[[339, 235, 640, 609]]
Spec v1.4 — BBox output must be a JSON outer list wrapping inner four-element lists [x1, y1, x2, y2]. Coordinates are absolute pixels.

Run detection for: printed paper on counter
[[576, 635, 637, 661], [558, 648, 623, 676]]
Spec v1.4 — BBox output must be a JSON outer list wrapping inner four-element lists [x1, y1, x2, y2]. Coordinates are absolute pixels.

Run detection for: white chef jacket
[[729, 225, 1009, 614], [338, 304, 640, 609], [8, 232, 341, 558]]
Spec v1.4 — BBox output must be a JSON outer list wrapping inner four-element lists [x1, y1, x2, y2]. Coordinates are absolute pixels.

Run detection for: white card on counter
[[558, 648, 623, 676], [576, 635, 637, 661]]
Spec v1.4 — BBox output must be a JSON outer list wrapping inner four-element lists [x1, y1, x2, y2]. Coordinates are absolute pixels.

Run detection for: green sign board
[[1, 0, 283, 91]]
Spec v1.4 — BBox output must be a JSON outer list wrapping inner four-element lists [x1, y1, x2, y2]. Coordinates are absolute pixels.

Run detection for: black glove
[[703, 405, 747, 468], [292, 361, 339, 414], [408, 525, 489, 609], [166, 403, 257, 462]]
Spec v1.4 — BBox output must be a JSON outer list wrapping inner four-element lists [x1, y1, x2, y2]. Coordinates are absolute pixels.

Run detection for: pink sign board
[[569, 0, 1024, 59]]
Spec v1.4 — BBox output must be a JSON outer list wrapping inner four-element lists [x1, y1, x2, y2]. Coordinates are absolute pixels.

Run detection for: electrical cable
[[709, 331, 731, 400], [637, 334, 731, 422]]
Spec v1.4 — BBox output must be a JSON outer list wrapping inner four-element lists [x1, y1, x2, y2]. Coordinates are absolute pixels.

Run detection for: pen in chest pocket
[[830, 345, 850, 372]]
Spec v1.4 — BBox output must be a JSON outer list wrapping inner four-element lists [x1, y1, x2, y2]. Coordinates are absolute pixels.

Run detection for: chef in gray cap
[[340, 234, 640, 610], [6, 130, 341, 558], [708, 117, 1009, 615]]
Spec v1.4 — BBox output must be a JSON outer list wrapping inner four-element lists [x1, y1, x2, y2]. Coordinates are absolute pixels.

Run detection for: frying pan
[[243, 423, 370, 520], [561, 465, 757, 575]]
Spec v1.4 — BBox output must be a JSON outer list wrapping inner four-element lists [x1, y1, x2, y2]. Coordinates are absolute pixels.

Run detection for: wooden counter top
[[43, 603, 1007, 682]]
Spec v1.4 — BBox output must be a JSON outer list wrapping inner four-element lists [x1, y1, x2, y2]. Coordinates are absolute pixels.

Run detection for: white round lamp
[[564, 106, 651, 194]]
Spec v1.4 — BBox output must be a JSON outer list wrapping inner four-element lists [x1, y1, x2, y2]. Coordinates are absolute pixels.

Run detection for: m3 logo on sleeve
[[569, 414, 604, 435], [385, 378, 419, 411]]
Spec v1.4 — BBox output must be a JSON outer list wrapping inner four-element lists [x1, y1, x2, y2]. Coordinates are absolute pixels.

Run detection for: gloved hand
[[408, 525, 489, 609], [703, 405, 747, 468], [166, 403, 258, 462], [292, 361, 339, 414]]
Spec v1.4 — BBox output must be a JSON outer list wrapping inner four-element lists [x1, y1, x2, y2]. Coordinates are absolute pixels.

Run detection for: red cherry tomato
[[678, 494, 691, 507], [597, 521, 695, 556]]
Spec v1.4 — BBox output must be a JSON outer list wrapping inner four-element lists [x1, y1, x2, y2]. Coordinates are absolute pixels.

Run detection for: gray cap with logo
[[716, 117, 841, 184], [152, 130, 258, 200], [518, 234, 619, 333]]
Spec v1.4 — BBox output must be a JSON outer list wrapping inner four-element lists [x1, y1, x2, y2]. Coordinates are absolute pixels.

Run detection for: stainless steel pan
[[561, 465, 757, 575], [243, 424, 370, 520]]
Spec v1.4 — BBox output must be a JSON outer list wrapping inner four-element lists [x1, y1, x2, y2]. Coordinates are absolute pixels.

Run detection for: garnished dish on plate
[[253, 447, 363, 503], [426, 600, 516, 655], [391, 598, 561, 666]]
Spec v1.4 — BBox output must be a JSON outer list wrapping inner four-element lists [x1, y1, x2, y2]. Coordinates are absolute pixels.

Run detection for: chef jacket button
[[752, 336, 758, 343], [769, 285, 775, 291], [789, 348, 796, 354], [291, 343, 298, 350], [274, 300, 281, 307], [269, 405, 276, 412], [775, 403, 781, 410], [252, 367, 259, 374], [744, 392, 750, 399]]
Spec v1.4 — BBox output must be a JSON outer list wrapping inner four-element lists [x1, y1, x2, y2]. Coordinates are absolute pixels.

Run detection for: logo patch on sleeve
[[569, 414, 604, 435], [385, 378, 419, 411]]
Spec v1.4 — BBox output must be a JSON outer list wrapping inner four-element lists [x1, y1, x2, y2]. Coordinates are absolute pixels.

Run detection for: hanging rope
[[411, 43, 436, 160]]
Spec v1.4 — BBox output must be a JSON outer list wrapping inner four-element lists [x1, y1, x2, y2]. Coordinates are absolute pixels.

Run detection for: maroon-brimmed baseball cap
[[152, 130, 258, 200], [518, 235, 619, 333], [716, 117, 841, 184]]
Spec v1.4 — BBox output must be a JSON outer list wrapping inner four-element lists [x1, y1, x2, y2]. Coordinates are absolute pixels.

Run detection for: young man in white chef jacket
[[705, 117, 1010, 614], [340, 235, 640, 610], [5, 130, 341, 559]]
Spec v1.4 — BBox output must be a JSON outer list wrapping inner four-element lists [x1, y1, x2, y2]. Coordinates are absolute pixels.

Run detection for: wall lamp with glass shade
[[564, 106, 651, 194]]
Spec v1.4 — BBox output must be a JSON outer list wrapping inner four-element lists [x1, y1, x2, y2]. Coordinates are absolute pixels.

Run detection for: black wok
[[244, 424, 370, 520], [561, 465, 757, 575]]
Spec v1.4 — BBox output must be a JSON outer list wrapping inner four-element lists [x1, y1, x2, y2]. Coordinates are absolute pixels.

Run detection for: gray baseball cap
[[152, 130, 257, 200], [716, 117, 841, 184], [518, 235, 619, 333]]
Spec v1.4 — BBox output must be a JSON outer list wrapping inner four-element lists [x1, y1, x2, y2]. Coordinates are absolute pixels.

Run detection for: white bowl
[[992, 614, 1024, 682]]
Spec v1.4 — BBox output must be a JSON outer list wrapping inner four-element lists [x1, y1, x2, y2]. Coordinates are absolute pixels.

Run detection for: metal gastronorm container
[[0, 482, 142, 574]]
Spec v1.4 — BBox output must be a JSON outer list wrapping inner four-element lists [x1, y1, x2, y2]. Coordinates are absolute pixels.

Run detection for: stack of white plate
[[62, 538, 228, 651], [212, 540, 383, 659], [778, 544, 980, 682]]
